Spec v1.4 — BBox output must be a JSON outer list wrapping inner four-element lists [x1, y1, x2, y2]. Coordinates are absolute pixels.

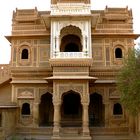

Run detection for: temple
[[0, 0, 139, 140]]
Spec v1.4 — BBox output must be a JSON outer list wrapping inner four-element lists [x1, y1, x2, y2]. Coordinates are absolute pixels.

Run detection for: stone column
[[53, 103, 61, 137], [104, 102, 109, 127], [56, 35, 60, 53], [82, 103, 90, 137], [82, 35, 88, 54], [33, 102, 39, 127]]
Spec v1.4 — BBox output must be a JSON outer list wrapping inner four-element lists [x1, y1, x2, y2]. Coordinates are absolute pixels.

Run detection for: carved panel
[[18, 91, 34, 99], [112, 39, 125, 47], [109, 88, 120, 99], [19, 40, 32, 45], [18, 88, 34, 94], [17, 88, 34, 99], [93, 47, 103, 60], [39, 46, 50, 61], [127, 39, 133, 45]]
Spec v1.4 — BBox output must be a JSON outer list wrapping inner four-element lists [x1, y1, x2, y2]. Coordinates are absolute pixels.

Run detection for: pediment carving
[[109, 90, 120, 99], [18, 90, 34, 99]]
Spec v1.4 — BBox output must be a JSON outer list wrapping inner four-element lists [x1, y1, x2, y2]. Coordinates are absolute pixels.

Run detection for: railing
[[96, 24, 132, 29], [13, 25, 46, 30], [95, 29, 133, 34], [53, 52, 89, 58]]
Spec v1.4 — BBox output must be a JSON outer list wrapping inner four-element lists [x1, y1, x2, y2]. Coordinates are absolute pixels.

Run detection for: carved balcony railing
[[53, 52, 90, 59]]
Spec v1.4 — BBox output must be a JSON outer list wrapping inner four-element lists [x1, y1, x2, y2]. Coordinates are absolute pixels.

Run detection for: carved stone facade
[[0, 0, 139, 140]]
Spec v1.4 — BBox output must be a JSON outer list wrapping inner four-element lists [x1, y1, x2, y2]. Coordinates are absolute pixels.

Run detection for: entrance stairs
[[14, 127, 137, 140]]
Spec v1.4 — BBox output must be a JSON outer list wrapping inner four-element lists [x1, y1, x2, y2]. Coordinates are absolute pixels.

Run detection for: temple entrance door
[[89, 93, 105, 127], [61, 90, 82, 127], [39, 93, 54, 126]]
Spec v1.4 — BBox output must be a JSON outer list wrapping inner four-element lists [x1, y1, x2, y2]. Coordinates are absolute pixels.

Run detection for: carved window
[[115, 48, 122, 58], [113, 103, 123, 115], [21, 103, 30, 115], [21, 49, 29, 59]]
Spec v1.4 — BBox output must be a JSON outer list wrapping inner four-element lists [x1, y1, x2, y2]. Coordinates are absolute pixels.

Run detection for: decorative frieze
[[109, 89, 120, 99], [17, 88, 34, 99]]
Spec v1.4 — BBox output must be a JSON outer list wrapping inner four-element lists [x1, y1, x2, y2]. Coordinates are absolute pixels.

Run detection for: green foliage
[[117, 48, 140, 116], [11, 136, 19, 140]]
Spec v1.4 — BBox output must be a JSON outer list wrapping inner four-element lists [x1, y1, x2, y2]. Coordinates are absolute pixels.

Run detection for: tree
[[117, 48, 140, 116]]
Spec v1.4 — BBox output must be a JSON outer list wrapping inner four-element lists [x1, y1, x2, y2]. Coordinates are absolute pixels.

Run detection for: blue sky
[[0, 0, 139, 64]]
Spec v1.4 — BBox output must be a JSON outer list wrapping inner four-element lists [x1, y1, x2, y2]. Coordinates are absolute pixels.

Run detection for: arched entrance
[[60, 34, 82, 52], [89, 93, 105, 127], [61, 90, 82, 127], [39, 93, 54, 126]]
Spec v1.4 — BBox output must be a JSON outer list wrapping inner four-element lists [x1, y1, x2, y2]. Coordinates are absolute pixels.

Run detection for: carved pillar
[[104, 102, 109, 127], [83, 35, 87, 53], [53, 102, 61, 137], [82, 103, 90, 137], [56, 35, 60, 52], [33, 102, 39, 127]]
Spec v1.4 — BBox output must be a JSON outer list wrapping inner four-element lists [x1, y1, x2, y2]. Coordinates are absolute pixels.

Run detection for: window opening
[[113, 103, 123, 115], [21, 49, 29, 59], [21, 103, 30, 115], [115, 48, 122, 58]]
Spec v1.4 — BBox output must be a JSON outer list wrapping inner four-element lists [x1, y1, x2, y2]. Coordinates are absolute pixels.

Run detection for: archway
[[60, 35, 82, 52], [61, 90, 82, 127], [39, 93, 54, 126], [89, 93, 105, 127]]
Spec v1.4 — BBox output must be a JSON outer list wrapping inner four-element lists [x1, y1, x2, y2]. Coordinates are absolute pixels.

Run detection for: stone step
[[13, 135, 136, 140], [93, 135, 136, 140]]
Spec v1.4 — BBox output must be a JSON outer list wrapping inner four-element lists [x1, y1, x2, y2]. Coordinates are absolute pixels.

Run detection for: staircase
[[13, 127, 137, 140]]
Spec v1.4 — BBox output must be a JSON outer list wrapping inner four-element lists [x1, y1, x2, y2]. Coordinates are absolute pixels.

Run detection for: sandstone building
[[0, 0, 139, 139]]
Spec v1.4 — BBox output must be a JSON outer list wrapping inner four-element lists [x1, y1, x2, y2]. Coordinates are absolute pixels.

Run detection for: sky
[[0, 0, 140, 64]]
